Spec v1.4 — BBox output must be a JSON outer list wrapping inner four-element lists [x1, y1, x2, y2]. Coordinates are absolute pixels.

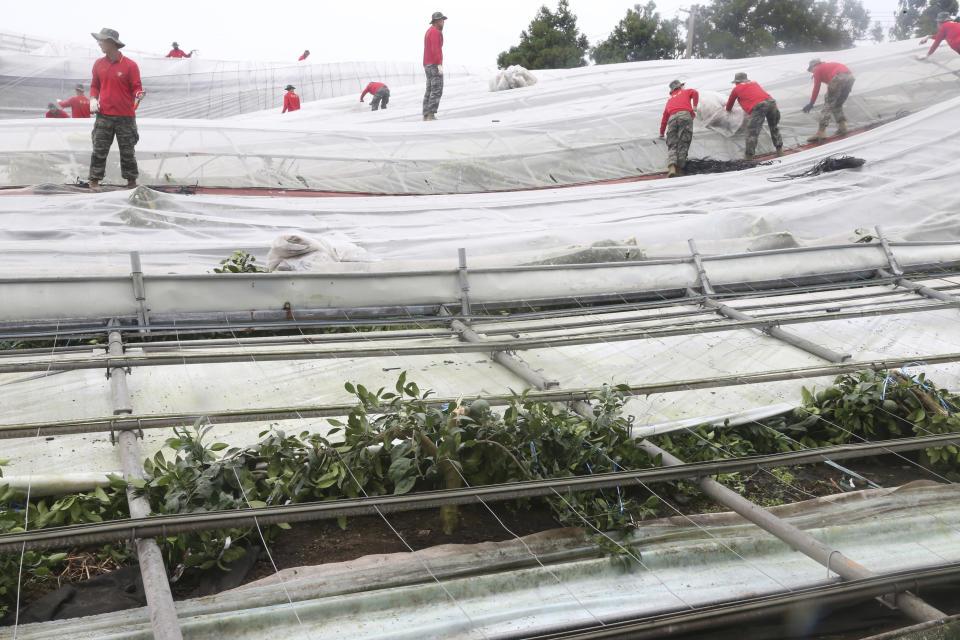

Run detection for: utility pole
[[683, 5, 697, 59]]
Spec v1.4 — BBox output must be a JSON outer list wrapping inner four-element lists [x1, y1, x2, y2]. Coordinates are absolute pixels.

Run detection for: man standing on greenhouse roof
[[422, 10, 446, 121], [58, 84, 91, 118], [802, 59, 854, 142], [88, 27, 144, 192], [659, 79, 698, 178], [45, 102, 69, 118], [299, 49, 310, 61], [361, 81, 390, 110], [166, 42, 193, 58], [917, 12, 960, 60], [726, 72, 783, 160], [282, 85, 300, 113]]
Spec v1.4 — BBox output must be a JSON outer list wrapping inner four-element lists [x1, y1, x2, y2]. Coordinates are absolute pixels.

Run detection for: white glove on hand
[[438, 65, 443, 75], [916, 53, 929, 60], [919, 37, 929, 44], [90, 97, 99, 113]]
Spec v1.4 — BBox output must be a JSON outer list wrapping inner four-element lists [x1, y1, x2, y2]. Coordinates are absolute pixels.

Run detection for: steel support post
[[129, 252, 150, 334], [635, 440, 947, 624], [457, 248, 471, 318], [107, 324, 183, 640], [688, 240, 850, 362]]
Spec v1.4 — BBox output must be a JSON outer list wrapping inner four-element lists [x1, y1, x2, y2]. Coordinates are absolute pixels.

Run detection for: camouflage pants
[[820, 72, 855, 129], [371, 86, 390, 110], [665, 111, 693, 169], [89, 114, 139, 181], [423, 64, 443, 116], [745, 99, 783, 156]]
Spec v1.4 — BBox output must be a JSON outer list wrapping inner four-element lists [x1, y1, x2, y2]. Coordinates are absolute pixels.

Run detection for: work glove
[[919, 37, 929, 44], [90, 97, 99, 113], [916, 53, 929, 60], [135, 90, 146, 100], [438, 65, 443, 75], [801, 102, 814, 113]]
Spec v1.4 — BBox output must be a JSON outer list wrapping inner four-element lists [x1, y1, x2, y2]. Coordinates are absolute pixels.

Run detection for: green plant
[[212, 251, 267, 273]]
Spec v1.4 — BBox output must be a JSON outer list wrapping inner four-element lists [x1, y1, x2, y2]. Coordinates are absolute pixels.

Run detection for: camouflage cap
[[91, 27, 125, 48], [668, 79, 684, 92], [732, 72, 749, 83], [284, 84, 295, 91], [430, 11, 448, 23], [74, 83, 84, 91], [807, 58, 822, 71]]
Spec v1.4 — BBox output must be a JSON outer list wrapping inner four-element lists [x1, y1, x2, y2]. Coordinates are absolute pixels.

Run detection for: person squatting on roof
[[282, 85, 300, 113], [917, 12, 960, 60], [88, 28, 144, 192], [726, 72, 783, 160], [58, 84, 91, 118], [659, 79, 698, 178], [802, 59, 854, 142], [361, 82, 390, 110], [166, 42, 192, 58], [45, 102, 69, 118], [423, 10, 446, 121], [299, 49, 310, 61]]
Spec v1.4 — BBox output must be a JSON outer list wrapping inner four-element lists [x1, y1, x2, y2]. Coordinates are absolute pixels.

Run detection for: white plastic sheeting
[[1, 38, 958, 191], [3, 482, 958, 639]]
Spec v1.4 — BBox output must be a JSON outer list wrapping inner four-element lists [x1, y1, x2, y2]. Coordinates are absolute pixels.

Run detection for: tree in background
[[870, 21, 886, 42], [497, 0, 590, 69], [591, 2, 683, 64], [690, 0, 871, 59], [890, 0, 958, 40]]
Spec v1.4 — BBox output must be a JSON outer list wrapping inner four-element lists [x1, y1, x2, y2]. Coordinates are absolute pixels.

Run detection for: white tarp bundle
[[488, 65, 538, 91]]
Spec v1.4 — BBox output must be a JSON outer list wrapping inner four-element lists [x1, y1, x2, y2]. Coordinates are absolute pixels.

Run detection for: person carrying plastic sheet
[[282, 84, 300, 113], [166, 42, 193, 58], [726, 72, 783, 160], [298, 49, 310, 61], [422, 10, 446, 121], [659, 79, 698, 178], [58, 84, 91, 118], [88, 28, 144, 192], [802, 59, 854, 142], [361, 81, 390, 110], [917, 12, 960, 60], [45, 102, 69, 118]]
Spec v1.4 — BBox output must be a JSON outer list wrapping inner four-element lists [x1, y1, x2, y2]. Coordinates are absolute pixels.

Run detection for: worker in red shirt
[[917, 12, 960, 59], [166, 42, 192, 58], [88, 28, 145, 192], [802, 59, 854, 142], [298, 49, 310, 61], [282, 85, 300, 113], [659, 79, 698, 178], [423, 11, 446, 121], [45, 102, 69, 118], [58, 84, 91, 118], [361, 82, 390, 110], [726, 72, 783, 160]]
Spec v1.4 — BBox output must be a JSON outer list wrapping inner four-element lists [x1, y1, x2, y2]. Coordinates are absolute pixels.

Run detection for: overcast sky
[[6, 0, 903, 66]]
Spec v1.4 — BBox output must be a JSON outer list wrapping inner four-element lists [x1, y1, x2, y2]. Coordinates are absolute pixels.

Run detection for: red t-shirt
[[58, 95, 91, 118], [660, 88, 698, 135], [360, 82, 387, 100], [810, 62, 851, 103], [725, 81, 772, 115], [282, 91, 300, 113], [166, 49, 191, 58], [45, 109, 69, 118], [90, 54, 143, 117], [928, 21, 960, 55], [298, 54, 308, 61], [424, 26, 443, 66]]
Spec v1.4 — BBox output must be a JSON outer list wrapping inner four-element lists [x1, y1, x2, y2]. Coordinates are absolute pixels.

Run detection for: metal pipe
[[107, 326, 183, 640], [457, 248, 471, 317], [0, 300, 951, 374], [635, 440, 947, 624], [879, 269, 960, 305], [5, 353, 960, 438], [448, 315, 559, 390], [129, 251, 150, 333]]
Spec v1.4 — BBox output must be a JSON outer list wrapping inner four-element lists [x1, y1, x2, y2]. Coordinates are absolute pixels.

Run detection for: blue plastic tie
[[613, 462, 624, 514]]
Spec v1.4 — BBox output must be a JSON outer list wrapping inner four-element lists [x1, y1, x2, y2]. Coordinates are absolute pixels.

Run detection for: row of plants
[[3, 369, 960, 618]]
